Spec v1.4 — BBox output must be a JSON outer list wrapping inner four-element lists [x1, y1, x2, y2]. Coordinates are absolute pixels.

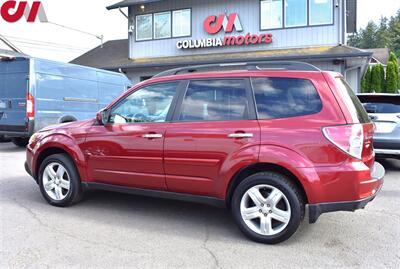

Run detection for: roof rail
[[153, 61, 321, 78]]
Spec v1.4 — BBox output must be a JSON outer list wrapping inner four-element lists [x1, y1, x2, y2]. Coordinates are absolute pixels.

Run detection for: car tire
[[38, 153, 83, 207], [0, 135, 11, 143], [12, 137, 29, 147], [231, 172, 304, 244]]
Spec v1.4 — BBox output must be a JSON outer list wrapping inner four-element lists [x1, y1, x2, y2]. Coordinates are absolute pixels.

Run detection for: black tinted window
[[362, 103, 400, 113], [358, 95, 400, 114], [179, 79, 249, 121], [252, 77, 322, 119]]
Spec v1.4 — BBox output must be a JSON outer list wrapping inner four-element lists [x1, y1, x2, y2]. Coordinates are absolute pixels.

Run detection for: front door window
[[109, 82, 179, 124]]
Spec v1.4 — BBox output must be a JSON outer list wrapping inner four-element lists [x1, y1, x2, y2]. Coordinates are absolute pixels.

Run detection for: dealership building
[[72, 0, 371, 92]]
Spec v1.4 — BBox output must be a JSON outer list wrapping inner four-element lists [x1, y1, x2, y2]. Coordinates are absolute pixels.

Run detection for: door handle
[[142, 133, 163, 139], [228, 133, 253, 138]]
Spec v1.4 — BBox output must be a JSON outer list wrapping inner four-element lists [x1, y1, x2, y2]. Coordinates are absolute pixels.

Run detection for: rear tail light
[[26, 93, 34, 119], [322, 124, 364, 160]]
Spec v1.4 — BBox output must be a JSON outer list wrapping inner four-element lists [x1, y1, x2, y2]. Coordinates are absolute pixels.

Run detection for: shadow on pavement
[[376, 158, 400, 172], [0, 142, 25, 152]]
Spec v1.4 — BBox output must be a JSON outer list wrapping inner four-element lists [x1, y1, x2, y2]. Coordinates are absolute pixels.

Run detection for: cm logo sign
[[0, 1, 47, 23], [204, 13, 243, 34]]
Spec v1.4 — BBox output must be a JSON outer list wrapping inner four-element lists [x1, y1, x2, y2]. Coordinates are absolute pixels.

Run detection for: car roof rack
[[153, 61, 321, 78]]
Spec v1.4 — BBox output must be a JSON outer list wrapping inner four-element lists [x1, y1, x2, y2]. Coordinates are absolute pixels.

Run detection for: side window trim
[[106, 80, 185, 125], [171, 78, 257, 122]]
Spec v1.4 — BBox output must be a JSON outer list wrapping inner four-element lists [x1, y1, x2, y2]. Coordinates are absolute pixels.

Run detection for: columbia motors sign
[[0, 1, 47, 23], [177, 13, 273, 50]]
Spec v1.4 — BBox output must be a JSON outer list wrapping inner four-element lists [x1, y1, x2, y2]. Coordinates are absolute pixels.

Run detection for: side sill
[[82, 182, 226, 208]]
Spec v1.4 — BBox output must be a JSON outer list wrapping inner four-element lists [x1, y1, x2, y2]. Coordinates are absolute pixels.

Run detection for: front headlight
[[29, 132, 41, 145]]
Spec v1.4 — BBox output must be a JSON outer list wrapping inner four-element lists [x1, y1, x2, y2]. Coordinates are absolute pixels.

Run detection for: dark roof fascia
[[103, 51, 374, 71], [107, 0, 162, 10]]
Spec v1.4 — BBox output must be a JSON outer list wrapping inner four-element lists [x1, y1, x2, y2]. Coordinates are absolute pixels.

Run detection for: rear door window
[[252, 77, 322, 119], [178, 79, 250, 121]]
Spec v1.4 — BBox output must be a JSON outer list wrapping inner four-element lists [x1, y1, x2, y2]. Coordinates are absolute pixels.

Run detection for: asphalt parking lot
[[0, 142, 399, 269]]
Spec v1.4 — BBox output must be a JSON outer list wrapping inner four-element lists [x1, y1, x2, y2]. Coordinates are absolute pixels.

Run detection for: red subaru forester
[[25, 62, 385, 244]]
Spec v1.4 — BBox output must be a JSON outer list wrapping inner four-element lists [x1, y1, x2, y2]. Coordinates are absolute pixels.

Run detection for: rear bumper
[[0, 120, 34, 138], [308, 162, 385, 223], [373, 139, 400, 158]]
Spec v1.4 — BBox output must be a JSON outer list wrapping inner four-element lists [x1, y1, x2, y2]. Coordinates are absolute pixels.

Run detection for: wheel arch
[[33, 136, 87, 182], [226, 163, 309, 208], [36, 147, 70, 178], [58, 115, 78, 124]]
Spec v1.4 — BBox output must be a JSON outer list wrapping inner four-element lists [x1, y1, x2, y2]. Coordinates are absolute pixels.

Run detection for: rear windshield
[[252, 77, 322, 119], [335, 78, 370, 123], [357, 95, 400, 114], [362, 103, 400, 113]]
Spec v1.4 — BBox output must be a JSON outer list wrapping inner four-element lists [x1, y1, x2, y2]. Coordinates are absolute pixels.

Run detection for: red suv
[[25, 62, 385, 244]]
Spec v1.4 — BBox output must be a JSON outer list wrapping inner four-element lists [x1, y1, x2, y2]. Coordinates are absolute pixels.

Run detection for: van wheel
[[0, 135, 11, 143], [38, 154, 83, 207], [12, 137, 29, 147], [231, 172, 304, 244]]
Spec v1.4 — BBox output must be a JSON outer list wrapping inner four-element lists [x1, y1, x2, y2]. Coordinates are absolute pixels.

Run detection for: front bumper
[[25, 161, 34, 179], [308, 162, 385, 223]]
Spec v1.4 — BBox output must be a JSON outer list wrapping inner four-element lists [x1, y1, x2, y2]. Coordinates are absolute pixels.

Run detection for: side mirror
[[96, 109, 109, 125]]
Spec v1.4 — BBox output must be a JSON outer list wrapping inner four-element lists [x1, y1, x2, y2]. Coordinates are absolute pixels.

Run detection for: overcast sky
[[1, 0, 399, 63]]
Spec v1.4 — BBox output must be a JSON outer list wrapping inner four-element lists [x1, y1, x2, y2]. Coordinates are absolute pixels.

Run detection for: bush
[[386, 62, 398, 93], [388, 52, 399, 90], [370, 65, 383, 92], [361, 66, 372, 93]]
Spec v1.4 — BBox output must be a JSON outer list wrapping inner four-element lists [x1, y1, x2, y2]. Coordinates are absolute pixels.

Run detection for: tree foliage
[[370, 65, 383, 92], [386, 62, 398, 93], [348, 10, 400, 57], [388, 52, 399, 90], [361, 66, 372, 93]]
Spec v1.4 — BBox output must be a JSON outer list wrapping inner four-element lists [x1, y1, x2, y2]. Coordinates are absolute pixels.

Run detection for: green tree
[[386, 62, 398, 93], [361, 66, 372, 93], [376, 17, 392, 48], [388, 52, 399, 90], [359, 21, 379, 49], [378, 64, 386, 92], [370, 65, 383, 92], [347, 9, 400, 57], [388, 10, 400, 57], [348, 32, 361, 47]]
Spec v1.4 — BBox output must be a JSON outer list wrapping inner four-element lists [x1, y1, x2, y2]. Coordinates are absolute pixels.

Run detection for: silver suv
[[358, 94, 400, 159]]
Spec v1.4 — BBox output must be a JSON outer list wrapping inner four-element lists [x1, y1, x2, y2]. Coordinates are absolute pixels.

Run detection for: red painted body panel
[[164, 120, 260, 197], [82, 123, 170, 190], [26, 70, 381, 208]]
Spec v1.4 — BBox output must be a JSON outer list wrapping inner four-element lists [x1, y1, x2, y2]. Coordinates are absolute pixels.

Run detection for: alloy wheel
[[240, 184, 291, 236], [42, 162, 71, 201]]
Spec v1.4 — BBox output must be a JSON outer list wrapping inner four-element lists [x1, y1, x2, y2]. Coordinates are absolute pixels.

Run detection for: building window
[[285, 0, 307, 27], [260, 0, 333, 30], [135, 9, 191, 41], [260, 0, 283, 30], [136, 14, 153, 41], [154, 11, 171, 39], [309, 0, 333, 25], [173, 9, 191, 37]]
